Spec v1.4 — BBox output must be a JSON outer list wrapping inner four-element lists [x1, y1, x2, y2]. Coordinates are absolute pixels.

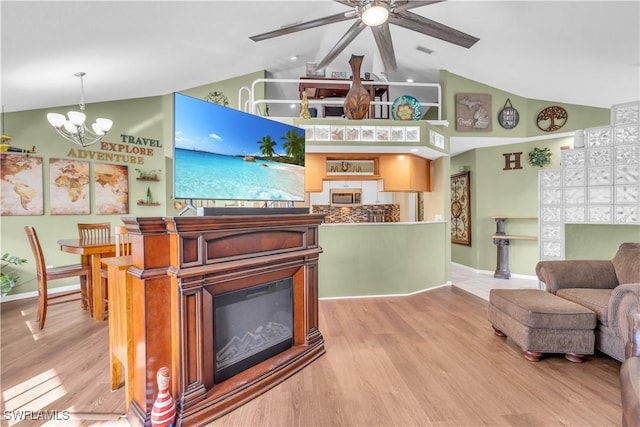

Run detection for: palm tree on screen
[[258, 135, 276, 158]]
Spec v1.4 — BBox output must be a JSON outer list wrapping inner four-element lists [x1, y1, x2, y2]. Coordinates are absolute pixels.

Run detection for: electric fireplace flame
[[213, 278, 293, 382], [216, 321, 292, 369]]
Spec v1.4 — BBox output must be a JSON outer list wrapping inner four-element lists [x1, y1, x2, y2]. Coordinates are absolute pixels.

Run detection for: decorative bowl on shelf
[[391, 95, 422, 121]]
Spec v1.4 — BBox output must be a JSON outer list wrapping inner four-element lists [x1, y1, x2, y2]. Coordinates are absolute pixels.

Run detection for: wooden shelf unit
[[491, 216, 538, 279]]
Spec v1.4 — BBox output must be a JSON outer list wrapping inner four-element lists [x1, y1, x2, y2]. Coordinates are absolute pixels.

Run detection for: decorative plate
[[391, 95, 422, 121]]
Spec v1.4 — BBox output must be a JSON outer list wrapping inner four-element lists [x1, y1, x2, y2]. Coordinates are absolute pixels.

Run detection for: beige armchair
[[536, 243, 640, 362]]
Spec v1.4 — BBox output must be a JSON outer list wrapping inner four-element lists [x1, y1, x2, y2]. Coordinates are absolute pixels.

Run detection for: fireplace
[[213, 278, 293, 383], [123, 214, 325, 426]]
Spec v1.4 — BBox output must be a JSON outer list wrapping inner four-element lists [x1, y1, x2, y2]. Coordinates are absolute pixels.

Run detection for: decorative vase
[[343, 55, 370, 120], [150, 366, 176, 427], [300, 91, 311, 119]]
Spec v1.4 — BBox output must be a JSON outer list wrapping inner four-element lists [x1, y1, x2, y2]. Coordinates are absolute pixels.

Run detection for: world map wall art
[[49, 158, 90, 215], [0, 153, 44, 216], [94, 163, 129, 214]]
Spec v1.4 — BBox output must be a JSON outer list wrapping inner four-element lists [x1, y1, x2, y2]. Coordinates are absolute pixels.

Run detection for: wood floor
[[1, 277, 623, 426]]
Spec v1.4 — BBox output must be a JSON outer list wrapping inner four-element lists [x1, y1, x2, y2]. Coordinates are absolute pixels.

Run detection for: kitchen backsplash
[[312, 204, 400, 223]]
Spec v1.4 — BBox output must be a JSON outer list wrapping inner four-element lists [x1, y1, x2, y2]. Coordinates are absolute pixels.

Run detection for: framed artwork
[[390, 127, 406, 142], [375, 126, 390, 141], [0, 153, 44, 216], [405, 126, 420, 142], [451, 171, 471, 246], [94, 163, 129, 214], [455, 93, 492, 132], [345, 125, 361, 141], [360, 126, 375, 141], [300, 124, 314, 141], [330, 125, 345, 141], [49, 158, 90, 215], [314, 125, 330, 141]]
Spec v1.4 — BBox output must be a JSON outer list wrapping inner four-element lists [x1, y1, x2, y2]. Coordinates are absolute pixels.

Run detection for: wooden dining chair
[[100, 226, 132, 313], [78, 222, 111, 316], [24, 226, 91, 330], [114, 226, 131, 257], [77, 222, 111, 241]]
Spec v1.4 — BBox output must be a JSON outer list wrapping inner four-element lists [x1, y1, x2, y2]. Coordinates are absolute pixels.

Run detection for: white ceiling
[[2, 0, 639, 122]]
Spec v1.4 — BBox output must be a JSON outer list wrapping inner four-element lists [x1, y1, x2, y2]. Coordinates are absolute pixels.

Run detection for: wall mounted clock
[[536, 106, 568, 132], [498, 98, 519, 129]]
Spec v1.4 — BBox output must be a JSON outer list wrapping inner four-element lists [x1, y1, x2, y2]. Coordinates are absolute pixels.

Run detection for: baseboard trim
[[451, 262, 538, 281], [1, 283, 81, 303], [319, 283, 450, 301]]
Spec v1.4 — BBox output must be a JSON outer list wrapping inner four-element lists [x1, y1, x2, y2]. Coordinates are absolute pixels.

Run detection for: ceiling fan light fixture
[[360, 1, 390, 27]]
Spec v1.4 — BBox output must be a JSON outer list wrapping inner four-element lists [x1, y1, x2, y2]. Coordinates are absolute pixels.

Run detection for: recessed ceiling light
[[290, 104, 297, 109], [406, 78, 414, 83], [290, 55, 298, 61]]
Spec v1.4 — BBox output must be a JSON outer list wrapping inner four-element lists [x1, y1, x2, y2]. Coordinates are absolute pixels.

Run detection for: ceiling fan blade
[[250, 12, 355, 42], [371, 23, 397, 73], [314, 20, 367, 71], [390, 1, 445, 13], [388, 10, 479, 48]]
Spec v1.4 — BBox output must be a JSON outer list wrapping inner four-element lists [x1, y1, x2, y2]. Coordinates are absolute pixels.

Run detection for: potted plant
[[1, 252, 27, 297], [135, 168, 161, 180], [528, 147, 552, 167]]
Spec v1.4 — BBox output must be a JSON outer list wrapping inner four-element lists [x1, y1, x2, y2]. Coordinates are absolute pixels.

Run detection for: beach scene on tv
[[174, 93, 305, 202]]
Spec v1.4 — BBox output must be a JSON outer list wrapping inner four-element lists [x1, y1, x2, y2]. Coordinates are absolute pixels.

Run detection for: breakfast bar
[[317, 221, 449, 298]]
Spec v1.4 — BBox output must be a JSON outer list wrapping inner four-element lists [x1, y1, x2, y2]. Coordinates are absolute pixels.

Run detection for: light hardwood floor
[[1, 265, 622, 426]]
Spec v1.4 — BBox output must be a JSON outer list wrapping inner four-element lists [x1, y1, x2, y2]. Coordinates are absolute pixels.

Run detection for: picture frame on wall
[[0, 153, 44, 216], [455, 93, 492, 132], [94, 163, 129, 214], [49, 158, 90, 215], [451, 171, 471, 246]]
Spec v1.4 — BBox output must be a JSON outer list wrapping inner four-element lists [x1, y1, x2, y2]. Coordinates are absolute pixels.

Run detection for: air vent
[[416, 45, 434, 55]]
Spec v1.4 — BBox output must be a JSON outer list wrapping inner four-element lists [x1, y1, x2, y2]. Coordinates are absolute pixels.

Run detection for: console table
[[491, 216, 537, 279], [299, 77, 389, 118]]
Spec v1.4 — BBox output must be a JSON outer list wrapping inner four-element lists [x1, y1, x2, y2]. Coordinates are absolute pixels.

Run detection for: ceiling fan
[[249, 0, 479, 75]]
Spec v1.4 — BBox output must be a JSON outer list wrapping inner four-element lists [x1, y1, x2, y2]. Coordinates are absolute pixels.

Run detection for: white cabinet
[[310, 179, 393, 205]]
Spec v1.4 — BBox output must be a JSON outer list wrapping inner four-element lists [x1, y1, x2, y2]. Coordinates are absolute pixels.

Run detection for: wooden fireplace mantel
[[121, 214, 325, 426]]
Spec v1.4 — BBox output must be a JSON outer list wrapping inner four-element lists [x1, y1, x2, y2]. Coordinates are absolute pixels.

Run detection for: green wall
[[443, 71, 637, 276], [440, 71, 611, 138], [0, 71, 266, 297], [318, 223, 448, 298], [565, 225, 640, 259]]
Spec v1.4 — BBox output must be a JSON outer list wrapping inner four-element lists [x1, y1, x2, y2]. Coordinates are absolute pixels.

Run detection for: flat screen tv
[[173, 92, 305, 202]]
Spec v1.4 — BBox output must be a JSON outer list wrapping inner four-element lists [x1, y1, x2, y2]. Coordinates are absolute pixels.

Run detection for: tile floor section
[[451, 263, 540, 301]]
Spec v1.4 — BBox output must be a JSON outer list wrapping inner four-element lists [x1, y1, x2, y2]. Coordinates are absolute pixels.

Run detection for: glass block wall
[[539, 101, 640, 260]]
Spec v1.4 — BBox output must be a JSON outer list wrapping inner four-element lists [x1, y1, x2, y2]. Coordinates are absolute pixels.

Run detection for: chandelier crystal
[[46, 72, 113, 147]]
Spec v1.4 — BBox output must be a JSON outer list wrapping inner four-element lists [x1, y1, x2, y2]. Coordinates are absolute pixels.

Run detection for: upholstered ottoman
[[488, 289, 597, 362]]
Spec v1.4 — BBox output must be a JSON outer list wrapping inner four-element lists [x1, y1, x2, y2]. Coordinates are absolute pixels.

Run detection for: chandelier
[[46, 72, 113, 147]]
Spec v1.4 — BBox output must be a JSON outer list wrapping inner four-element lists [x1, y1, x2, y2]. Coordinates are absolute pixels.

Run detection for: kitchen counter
[[318, 221, 449, 298]]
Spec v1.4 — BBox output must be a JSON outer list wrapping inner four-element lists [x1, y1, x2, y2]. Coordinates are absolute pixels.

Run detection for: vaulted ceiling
[[2, 1, 639, 116]]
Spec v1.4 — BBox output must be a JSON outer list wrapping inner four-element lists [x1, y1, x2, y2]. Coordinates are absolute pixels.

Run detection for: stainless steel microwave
[[330, 189, 362, 206]]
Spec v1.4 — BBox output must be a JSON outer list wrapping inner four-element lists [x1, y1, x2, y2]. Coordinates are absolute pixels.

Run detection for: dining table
[[58, 237, 117, 321]]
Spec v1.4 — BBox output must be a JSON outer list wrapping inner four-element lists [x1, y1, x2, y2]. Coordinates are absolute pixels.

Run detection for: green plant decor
[[135, 168, 160, 179], [528, 147, 552, 167], [1, 252, 27, 297]]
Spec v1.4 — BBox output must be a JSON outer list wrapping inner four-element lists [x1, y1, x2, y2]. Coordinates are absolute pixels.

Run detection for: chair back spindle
[[115, 226, 131, 257], [77, 222, 111, 242]]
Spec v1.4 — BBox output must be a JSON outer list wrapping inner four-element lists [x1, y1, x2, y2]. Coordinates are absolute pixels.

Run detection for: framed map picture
[[451, 171, 471, 246], [50, 158, 90, 215], [0, 153, 44, 216], [94, 163, 129, 214]]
